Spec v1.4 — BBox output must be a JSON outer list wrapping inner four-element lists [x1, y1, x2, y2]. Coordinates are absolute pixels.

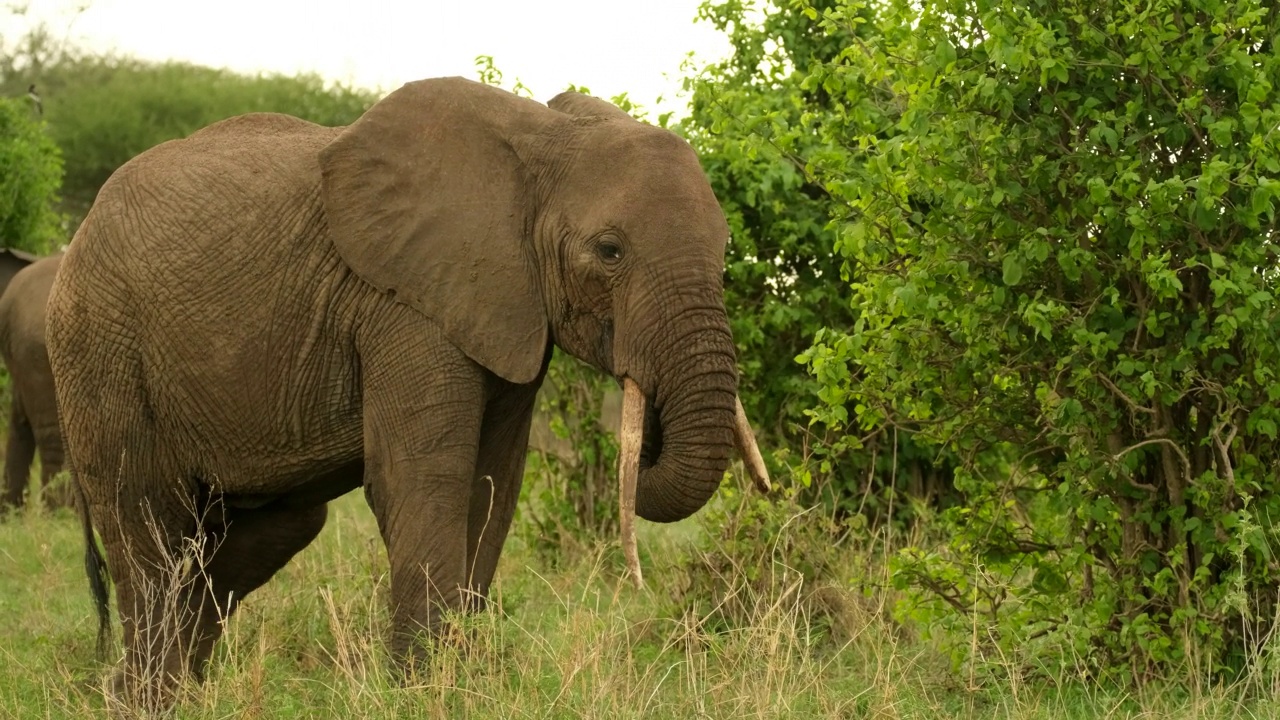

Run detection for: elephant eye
[[596, 238, 624, 264]]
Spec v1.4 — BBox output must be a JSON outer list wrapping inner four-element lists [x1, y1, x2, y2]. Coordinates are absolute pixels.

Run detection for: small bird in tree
[[27, 84, 42, 117]]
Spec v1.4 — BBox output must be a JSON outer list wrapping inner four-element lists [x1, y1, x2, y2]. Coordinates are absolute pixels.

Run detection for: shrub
[[795, 0, 1280, 681], [0, 95, 63, 252]]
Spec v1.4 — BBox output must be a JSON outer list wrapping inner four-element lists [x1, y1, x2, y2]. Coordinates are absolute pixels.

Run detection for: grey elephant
[[48, 76, 768, 709], [0, 253, 68, 509]]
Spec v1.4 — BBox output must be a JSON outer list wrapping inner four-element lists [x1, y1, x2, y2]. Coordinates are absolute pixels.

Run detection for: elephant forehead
[[564, 126, 711, 196], [557, 134, 725, 231]]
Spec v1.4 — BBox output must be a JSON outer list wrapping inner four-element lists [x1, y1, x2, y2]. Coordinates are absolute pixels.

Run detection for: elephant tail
[[73, 477, 112, 662]]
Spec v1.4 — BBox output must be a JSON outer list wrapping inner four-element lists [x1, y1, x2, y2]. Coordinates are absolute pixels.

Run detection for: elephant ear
[[546, 91, 636, 122], [320, 77, 559, 384]]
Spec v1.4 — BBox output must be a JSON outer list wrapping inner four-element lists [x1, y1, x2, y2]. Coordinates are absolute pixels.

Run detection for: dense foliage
[[681, 2, 957, 518], [679, 3, 851, 468], [734, 0, 1280, 680], [680, 4, 849, 446], [0, 95, 62, 253], [494, 2, 1280, 682]]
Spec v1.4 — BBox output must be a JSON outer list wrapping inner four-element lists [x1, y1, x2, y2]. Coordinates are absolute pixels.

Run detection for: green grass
[[0, 491, 1276, 718]]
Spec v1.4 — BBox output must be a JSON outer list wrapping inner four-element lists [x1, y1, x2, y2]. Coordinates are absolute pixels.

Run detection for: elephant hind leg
[[465, 381, 540, 611], [182, 501, 329, 677], [3, 391, 34, 509], [97, 491, 328, 708], [90, 482, 201, 711]]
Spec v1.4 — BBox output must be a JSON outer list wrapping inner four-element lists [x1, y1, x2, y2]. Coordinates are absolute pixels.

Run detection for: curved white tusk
[[617, 378, 645, 589], [734, 396, 771, 493]]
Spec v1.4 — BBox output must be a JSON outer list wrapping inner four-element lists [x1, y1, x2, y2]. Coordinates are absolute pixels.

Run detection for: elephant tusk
[[734, 397, 772, 494], [618, 378, 645, 589]]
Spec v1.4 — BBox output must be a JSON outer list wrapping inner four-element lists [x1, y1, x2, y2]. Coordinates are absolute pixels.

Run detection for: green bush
[[0, 95, 63, 252], [792, 0, 1280, 682], [681, 0, 958, 521]]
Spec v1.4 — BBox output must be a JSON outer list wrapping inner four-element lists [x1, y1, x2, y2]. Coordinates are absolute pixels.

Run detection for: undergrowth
[[0, 471, 1275, 718]]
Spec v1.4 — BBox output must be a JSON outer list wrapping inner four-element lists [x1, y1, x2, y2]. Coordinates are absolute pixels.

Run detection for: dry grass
[[0, 485, 1276, 719]]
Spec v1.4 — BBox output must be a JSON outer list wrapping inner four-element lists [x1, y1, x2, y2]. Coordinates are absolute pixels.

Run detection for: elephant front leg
[[359, 314, 488, 665], [373, 476, 477, 663]]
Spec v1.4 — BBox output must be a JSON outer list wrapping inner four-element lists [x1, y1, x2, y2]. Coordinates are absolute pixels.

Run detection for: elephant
[[0, 248, 38, 291], [47, 76, 769, 709], [0, 253, 68, 509]]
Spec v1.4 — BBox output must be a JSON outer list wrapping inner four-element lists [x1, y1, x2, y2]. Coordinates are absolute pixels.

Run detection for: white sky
[[4, 0, 733, 117]]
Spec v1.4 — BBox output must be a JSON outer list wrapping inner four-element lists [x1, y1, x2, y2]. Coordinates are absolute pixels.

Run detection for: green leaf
[[1003, 255, 1024, 286]]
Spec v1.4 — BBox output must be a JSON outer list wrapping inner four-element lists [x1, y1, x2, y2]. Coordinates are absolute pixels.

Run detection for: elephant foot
[[389, 612, 492, 685], [105, 664, 183, 717]]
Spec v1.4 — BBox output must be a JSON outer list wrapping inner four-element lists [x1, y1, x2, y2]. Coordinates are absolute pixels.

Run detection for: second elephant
[[0, 253, 67, 508]]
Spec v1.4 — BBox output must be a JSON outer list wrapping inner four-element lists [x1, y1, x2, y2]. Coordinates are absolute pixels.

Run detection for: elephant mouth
[[615, 377, 770, 588]]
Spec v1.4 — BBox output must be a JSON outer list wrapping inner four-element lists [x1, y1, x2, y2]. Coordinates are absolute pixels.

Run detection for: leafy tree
[[682, 1, 955, 517], [794, 0, 1280, 679], [681, 1, 850, 445], [0, 95, 62, 252]]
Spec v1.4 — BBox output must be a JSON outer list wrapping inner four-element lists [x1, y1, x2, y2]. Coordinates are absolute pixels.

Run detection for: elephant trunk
[[615, 377, 768, 588], [623, 311, 739, 524], [612, 299, 772, 586]]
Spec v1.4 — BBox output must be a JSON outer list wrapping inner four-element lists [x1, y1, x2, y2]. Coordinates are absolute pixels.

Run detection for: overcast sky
[[4, 0, 734, 116]]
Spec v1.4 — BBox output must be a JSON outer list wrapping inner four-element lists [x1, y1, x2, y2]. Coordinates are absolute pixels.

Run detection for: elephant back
[[0, 253, 60, 360]]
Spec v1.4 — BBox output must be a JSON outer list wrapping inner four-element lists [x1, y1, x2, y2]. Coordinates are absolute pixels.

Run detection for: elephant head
[[319, 78, 765, 532]]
